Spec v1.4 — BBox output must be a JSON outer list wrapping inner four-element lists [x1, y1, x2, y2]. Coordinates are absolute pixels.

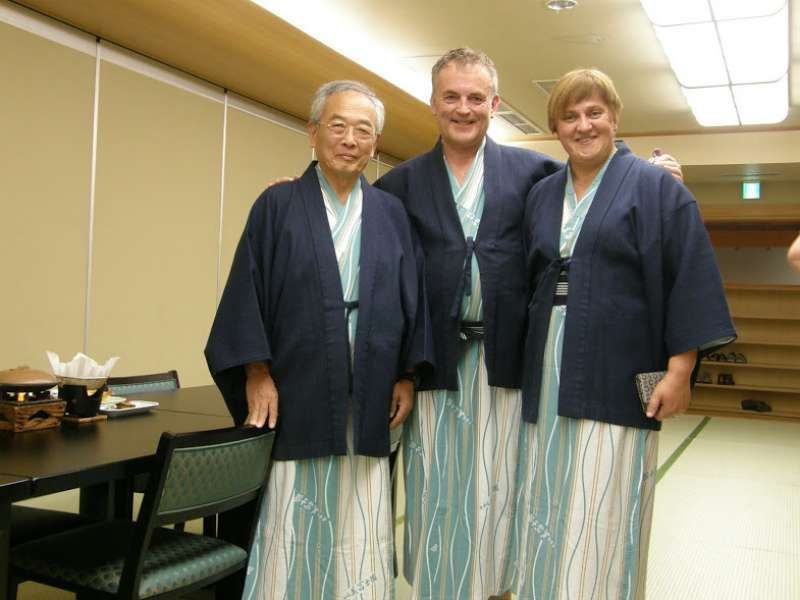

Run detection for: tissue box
[[0, 398, 66, 432]]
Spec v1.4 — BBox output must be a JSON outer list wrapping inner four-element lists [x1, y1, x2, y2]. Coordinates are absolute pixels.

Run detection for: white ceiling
[[317, 0, 800, 139]]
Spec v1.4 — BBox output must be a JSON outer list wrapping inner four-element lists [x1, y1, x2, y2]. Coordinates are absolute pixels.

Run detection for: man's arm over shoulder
[[373, 159, 414, 202]]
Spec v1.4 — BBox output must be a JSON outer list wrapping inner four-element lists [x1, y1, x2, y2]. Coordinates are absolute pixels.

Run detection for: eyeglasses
[[323, 120, 376, 142]]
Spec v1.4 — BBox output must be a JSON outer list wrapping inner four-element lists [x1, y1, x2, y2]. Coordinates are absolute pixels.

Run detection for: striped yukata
[[505, 151, 658, 600], [403, 140, 521, 600], [243, 166, 395, 600]]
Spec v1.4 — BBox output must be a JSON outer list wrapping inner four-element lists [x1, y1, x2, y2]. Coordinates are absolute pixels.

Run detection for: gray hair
[[431, 48, 499, 96], [309, 80, 385, 134]]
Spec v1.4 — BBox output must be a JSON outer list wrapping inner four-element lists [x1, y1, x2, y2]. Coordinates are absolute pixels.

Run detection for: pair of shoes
[[697, 372, 713, 384], [706, 351, 746, 363], [741, 398, 771, 412], [717, 373, 735, 385]]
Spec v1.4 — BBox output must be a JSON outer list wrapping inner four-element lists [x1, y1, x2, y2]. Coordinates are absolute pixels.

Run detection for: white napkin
[[46, 351, 119, 380]]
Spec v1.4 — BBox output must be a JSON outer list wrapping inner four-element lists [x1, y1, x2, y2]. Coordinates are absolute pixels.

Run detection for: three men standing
[[208, 49, 682, 600]]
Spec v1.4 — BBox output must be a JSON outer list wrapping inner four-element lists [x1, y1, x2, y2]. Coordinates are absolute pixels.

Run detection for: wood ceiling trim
[[14, 0, 438, 160]]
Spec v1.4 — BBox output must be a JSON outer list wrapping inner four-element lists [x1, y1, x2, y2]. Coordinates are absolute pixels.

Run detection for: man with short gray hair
[[206, 79, 431, 599]]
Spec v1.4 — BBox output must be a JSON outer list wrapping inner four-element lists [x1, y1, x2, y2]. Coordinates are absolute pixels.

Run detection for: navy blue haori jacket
[[375, 136, 561, 391], [205, 163, 433, 460], [522, 143, 736, 430]]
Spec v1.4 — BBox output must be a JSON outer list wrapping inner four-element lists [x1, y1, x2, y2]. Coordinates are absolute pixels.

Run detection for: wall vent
[[496, 100, 544, 135]]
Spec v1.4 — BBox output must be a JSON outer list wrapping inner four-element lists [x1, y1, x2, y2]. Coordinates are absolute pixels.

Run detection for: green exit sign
[[742, 181, 760, 200]]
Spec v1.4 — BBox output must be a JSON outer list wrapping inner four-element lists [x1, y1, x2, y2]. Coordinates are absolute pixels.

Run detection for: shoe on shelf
[[741, 398, 771, 412], [717, 373, 735, 385]]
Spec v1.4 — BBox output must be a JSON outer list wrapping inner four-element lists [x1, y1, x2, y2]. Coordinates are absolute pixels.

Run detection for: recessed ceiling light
[[546, 0, 578, 11]]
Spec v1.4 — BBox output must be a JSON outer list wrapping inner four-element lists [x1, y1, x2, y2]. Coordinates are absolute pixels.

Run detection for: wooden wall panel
[[0, 22, 94, 372], [89, 62, 222, 386]]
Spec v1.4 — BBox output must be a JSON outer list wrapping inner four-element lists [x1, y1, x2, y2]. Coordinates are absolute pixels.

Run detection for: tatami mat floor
[[16, 415, 800, 599]]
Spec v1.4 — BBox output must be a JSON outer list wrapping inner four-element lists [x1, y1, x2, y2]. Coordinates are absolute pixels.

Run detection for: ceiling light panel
[[708, 0, 786, 20], [716, 6, 789, 83], [682, 86, 739, 126], [733, 75, 789, 125], [639, 0, 710, 25], [640, 0, 789, 127], [653, 23, 728, 87]]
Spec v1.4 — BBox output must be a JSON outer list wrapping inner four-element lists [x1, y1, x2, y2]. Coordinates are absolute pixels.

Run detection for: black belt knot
[[460, 320, 484, 341], [553, 260, 569, 306]]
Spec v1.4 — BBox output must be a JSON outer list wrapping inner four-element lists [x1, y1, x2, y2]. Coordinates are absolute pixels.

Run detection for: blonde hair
[[547, 68, 623, 133]]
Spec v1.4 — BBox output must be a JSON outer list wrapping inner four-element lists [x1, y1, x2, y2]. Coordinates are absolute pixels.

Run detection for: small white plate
[[99, 397, 159, 418]]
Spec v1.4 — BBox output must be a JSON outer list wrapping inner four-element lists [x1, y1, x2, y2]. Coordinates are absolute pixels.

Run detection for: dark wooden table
[[0, 386, 232, 599], [148, 384, 229, 417]]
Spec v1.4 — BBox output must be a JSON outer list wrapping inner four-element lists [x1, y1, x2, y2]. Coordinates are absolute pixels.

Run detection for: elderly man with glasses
[[206, 80, 431, 600]]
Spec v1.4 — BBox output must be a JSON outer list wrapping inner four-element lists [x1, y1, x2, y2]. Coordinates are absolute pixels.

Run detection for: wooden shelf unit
[[691, 284, 800, 421], [701, 205, 800, 247]]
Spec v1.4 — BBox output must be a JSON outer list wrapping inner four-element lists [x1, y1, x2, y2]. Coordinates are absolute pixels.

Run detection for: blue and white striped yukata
[[505, 150, 658, 600], [243, 166, 395, 600], [403, 139, 521, 599]]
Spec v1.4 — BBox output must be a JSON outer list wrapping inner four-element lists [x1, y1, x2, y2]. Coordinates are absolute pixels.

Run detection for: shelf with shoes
[[690, 283, 800, 422]]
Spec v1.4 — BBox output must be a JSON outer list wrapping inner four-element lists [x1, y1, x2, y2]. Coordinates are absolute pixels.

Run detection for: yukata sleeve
[[399, 220, 435, 378], [204, 193, 275, 425], [660, 177, 737, 358]]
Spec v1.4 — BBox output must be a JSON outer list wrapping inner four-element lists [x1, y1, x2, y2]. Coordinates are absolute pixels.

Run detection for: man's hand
[[266, 176, 296, 189], [649, 148, 683, 183], [788, 233, 800, 272], [646, 350, 696, 421], [389, 379, 415, 430], [244, 362, 278, 428]]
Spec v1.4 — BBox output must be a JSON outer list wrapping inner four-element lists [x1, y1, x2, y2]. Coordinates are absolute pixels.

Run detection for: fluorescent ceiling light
[[708, 0, 785, 20], [717, 6, 788, 83], [653, 22, 727, 87], [640, 0, 789, 127], [733, 75, 789, 125], [682, 86, 738, 127], [641, 0, 710, 26]]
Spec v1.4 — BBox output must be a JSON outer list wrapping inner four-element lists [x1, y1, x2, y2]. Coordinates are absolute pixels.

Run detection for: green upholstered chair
[[10, 505, 94, 546], [107, 370, 180, 397], [107, 371, 214, 535], [9, 426, 274, 600]]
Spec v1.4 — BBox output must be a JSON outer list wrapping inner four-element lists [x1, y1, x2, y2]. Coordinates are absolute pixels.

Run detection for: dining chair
[[9, 425, 274, 599], [107, 370, 214, 534], [10, 505, 93, 547], [107, 370, 180, 397]]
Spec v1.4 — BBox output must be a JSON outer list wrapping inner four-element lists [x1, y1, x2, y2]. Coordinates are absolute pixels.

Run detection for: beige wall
[[0, 21, 94, 373], [89, 62, 223, 386], [220, 107, 311, 289]]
